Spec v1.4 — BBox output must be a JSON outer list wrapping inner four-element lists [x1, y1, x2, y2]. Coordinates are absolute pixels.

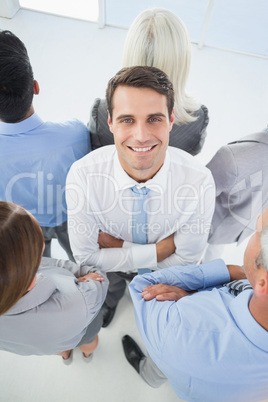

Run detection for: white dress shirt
[[66, 145, 215, 272]]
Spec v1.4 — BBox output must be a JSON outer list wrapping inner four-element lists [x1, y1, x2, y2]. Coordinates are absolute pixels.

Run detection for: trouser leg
[[139, 354, 167, 388], [41, 222, 75, 262], [105, 272, 136, 308], [41, 226, 54, 257], [54, 221, 75, 262]]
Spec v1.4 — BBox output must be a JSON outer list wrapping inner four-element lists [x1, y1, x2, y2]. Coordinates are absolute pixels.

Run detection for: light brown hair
[[0, 202, 44, 315]]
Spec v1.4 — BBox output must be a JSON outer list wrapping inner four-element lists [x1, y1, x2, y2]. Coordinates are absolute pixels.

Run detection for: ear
[[33, 80, 40, 95], [256, 207, 268, 232], [27, 276, 37, 292], [262, 271, 268, 295], [255, 271, 268, 296], [169, 109, 175, 131], [108, 112, 113, 133]]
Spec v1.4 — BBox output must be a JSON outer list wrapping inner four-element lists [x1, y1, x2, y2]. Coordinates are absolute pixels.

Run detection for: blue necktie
[[131, 185, 152, 275]]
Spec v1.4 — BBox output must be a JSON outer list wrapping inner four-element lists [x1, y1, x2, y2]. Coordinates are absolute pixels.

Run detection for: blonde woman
[[89, 8, 208, 155]]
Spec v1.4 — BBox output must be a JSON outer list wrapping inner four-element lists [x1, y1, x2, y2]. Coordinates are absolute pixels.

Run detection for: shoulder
[[211, 130, 268, 160], [89, 98, 108, 126], [44, 118, 88, 136], [191, 104, 209, 130], [88, 98, 113, 150], [207, 144, 236, 170], [169, 105, 209, 155], [68, 145, 116, 176], [207, 132, 268, 181], [90, 98, 108, 115], [168, 147, 214, 183]]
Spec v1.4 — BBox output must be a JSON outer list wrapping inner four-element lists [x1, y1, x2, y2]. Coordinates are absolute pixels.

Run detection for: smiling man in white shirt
[[66, 66, 215, 326]]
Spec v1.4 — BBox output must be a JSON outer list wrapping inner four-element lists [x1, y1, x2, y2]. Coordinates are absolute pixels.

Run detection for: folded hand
[[78, 272, 105, 282], [98, 230, 123, 249], [141, 284, 195, 301]]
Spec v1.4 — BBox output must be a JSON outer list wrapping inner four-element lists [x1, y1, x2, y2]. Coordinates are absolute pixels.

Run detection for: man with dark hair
[[66, 66, 215, 325], [0, 30, 90, 260]]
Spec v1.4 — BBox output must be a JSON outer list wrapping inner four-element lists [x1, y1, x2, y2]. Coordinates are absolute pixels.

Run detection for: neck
[[127, 163, 164, 183], [249, 294, 268, 331], [17, 105, 35, 123]]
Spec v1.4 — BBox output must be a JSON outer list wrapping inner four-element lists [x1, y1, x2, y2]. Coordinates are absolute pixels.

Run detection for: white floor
[[0, 8, 268, 402]]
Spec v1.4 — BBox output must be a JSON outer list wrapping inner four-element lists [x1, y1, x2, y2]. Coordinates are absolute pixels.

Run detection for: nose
[[133, 121, 150, 143]]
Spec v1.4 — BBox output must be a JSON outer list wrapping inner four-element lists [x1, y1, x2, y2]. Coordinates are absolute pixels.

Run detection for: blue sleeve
[[128, 259, 230, 364], [130, 259, 230, 293]]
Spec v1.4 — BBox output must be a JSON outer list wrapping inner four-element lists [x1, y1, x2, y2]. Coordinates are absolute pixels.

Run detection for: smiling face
[[108, 85, 174, 183]]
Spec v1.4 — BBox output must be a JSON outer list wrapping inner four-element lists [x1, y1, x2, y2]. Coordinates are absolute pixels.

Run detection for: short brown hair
[[106, 66, 174, 121], [0, 202, 44, 315]]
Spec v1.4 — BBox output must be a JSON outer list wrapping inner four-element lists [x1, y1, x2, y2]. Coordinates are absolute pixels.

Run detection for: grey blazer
[[207, 130, 268, 245], [0, 258, 108, 355], [88, 98, 209, 156]]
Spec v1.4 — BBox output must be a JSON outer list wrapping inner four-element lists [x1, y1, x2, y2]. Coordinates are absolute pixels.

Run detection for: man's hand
[[78, 272, 105, 282], [98, 230, 124, 249], [141, 284, 196, 301], [227, 265, 247, 281], [156, 233, 176, 262]]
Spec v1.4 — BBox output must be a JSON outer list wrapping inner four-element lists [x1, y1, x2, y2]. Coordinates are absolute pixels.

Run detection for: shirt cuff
[[123, 241, 132, 248], [131, 244, 157, 269], [200, 259, 230, 288]]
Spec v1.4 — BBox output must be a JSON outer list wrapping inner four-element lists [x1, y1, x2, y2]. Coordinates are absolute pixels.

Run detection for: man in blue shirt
[[0, 30, 90, 260], [124, 216, 268, 401]]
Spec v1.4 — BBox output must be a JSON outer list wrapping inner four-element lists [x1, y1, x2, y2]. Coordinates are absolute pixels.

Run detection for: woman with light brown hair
[[0, 202, 108, 363]]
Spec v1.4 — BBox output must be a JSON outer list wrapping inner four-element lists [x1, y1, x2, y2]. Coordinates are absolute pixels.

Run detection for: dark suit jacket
[[88, 98, 209, 156]]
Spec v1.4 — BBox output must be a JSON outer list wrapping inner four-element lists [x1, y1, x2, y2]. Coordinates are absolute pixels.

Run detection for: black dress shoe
[[101, 302, 117, 328], [122, 335, 146, 373]]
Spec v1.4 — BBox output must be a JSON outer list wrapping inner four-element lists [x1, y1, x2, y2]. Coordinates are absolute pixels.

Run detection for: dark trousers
[[105, 272, 137, 308], [41, 221, 75, 262]]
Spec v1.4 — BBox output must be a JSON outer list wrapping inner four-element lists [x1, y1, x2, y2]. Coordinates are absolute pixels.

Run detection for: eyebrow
[[148, 113, 166, 118], [116, 114, 134, 121], [115, 113, 166, 121]]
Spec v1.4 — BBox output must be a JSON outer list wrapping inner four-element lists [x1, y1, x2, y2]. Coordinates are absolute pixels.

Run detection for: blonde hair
[[122, 8, 200, 126]]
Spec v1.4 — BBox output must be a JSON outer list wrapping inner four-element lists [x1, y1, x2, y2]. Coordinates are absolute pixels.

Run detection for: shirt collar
[[0, 113, 43, 135], [229, 290, 268, 352], [113, 149, 171, 194], [4, 274, 56, 315]]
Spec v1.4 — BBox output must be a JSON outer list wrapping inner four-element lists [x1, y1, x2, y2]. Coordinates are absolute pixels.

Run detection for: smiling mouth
[[128, 146, 156, 152]]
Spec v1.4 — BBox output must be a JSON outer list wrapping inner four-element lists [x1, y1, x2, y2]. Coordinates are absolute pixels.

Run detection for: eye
[[149, 117, 161, 123], [121, 118, 133, 123]]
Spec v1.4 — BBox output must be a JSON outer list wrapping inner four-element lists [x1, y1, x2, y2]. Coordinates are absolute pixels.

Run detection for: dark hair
[[0, 202, 44, 315], [0, 30, 34, 123], [106, 66, 174, 121]]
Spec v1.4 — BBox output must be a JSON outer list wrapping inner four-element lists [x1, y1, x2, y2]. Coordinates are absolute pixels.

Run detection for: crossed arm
[[98, 230, 176, 263], [99, 230, 246, 301], [98, 231, 192, 300], [129, 262, 246, 302], [142, 264, 246, 301]]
